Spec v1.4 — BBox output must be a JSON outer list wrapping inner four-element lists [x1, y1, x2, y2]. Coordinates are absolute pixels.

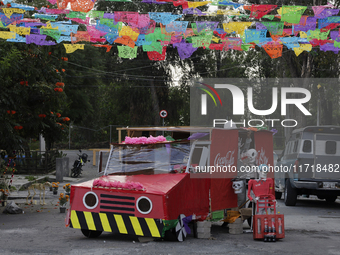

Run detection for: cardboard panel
[[210, 129, 238, 211], [165, 174, 210, 220], [254, 131, 274, 178]]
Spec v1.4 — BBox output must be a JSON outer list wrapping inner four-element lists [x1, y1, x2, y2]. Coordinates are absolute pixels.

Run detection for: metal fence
[[10, 150, 60, 174]]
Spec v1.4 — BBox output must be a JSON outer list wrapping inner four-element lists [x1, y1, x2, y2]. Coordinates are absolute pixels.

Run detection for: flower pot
[[49, 187, 53, 191], [60, 207, 66, 213], [53, 190, 58, 195]]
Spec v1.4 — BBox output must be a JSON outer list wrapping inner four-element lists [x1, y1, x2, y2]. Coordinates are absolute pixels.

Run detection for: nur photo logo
[[193, 79, 315, 128], [197, 82, 222, 115]]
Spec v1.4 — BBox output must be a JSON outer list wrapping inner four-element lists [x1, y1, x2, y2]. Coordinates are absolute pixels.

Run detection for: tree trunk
[[150, 80, 160, 126], [282, 52, 314, 142]]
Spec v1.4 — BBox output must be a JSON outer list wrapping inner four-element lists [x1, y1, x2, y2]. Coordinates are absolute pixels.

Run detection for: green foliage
[[0, 42, 69, 153], [25, 175, 37, 182], [56, 150, 67, 158]]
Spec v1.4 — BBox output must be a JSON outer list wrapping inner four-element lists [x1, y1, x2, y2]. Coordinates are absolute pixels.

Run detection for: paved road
[[1, 150, 340, 254]]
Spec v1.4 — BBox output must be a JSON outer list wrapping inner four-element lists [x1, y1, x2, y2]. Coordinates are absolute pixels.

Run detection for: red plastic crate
[[253, 214, 285, 240]]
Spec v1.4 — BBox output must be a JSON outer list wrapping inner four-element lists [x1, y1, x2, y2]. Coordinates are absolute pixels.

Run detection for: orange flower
[[48, 52, 52, 55], [62, 69, 66, 72], [56, 113, 61, 117], [56, 69, 59, 73], [38, 114, 46, 118], [63, 117, 70, 122], [55, 82, 65, 87], [20, 81, 25, 85]]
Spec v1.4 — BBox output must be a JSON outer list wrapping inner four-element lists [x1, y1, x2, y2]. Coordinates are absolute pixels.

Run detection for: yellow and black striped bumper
[[70, 210, 164, 238]]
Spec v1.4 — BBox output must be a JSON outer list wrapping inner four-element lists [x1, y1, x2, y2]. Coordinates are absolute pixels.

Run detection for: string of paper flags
[[1, 0, 340, 60]]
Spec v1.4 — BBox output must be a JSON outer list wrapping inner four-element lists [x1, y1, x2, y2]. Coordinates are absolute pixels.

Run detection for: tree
[[0, 42, 69, 154]]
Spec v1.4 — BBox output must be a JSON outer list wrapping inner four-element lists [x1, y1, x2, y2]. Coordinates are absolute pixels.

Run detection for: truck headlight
[[136, 196, 152, 214], [83, 191, 98, 210]]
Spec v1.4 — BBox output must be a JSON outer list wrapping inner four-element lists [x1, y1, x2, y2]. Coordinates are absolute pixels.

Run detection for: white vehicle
[[275, 126, 340, 206]]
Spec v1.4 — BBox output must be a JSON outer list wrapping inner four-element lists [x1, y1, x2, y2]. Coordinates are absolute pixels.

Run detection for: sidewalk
[[7, 175, 82, 203], [5, 149, 105, 205]]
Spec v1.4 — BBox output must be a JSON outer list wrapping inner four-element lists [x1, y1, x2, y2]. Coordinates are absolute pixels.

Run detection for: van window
[[293, 140, 298, 153], [325, 141, 336, 155], [285, 142, 292, 155], [302, 140, 312, 153]]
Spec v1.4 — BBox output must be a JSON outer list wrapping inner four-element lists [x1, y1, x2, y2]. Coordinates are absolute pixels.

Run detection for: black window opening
[[325, 141, 337, 155], [302, 140, 312, 153]]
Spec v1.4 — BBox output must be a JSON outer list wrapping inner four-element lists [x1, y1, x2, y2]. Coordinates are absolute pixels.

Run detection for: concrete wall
[[56, 157, 69, 182]]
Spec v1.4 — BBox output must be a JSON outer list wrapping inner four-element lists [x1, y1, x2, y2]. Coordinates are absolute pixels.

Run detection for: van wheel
[[325, 196, 337, 203], [284, 179, 297, 206], [275, 191, 282, 199]]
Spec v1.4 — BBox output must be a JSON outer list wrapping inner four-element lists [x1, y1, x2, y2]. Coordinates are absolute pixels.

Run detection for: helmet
[[81, 153, 88, 162]]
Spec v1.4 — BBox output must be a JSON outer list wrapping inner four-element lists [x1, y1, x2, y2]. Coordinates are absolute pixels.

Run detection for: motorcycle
[[71, 150, 90, 178]]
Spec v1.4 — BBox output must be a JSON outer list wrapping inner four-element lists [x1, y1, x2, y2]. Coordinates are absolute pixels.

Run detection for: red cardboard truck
[[65, 127, 274, 241]]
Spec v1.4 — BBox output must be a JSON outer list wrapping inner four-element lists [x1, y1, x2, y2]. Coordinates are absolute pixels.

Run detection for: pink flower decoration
[[133, 182, 144, 191], [123, 135, 167, 144], [93, 179, 100, 186]]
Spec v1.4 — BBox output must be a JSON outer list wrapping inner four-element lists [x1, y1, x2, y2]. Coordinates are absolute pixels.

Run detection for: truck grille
[[99, 194, 135, 216]]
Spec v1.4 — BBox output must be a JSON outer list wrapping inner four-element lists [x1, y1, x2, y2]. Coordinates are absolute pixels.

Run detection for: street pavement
[[1, 150, 340, 254]]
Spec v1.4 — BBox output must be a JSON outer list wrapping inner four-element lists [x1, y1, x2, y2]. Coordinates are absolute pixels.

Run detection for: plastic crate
[[253, 214, 285, 240]]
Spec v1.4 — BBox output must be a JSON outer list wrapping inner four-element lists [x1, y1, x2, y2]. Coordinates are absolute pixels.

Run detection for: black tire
[[81, 229, 102, 238], [163, 229, 177, 241], [325, 196, 337, 203], [71, 168, 79, 178], [284, 179, 297, 206], [275, 191, 282, 200]]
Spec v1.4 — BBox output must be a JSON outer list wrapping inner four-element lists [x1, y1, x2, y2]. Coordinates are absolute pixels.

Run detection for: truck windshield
[[105, 142, 191, 175]]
